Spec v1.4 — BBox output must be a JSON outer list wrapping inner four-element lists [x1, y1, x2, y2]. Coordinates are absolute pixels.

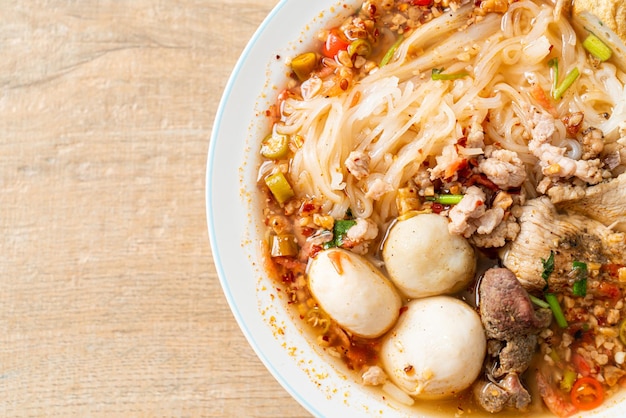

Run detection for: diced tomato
[[322, 29, 349, 58], [571, 377, 604, 410], [411, 0, 432, 5], [597, 281, 621, 301]]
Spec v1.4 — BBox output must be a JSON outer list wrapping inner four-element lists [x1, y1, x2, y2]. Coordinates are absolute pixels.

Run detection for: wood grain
[[0, 1, 310, 416]]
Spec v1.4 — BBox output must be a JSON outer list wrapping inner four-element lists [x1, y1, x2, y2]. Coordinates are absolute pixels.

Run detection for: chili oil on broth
[[254, 0, 626, 416]]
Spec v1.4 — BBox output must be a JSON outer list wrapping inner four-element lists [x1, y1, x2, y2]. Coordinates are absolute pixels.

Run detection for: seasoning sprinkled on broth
[[257, 0, 626, 415]]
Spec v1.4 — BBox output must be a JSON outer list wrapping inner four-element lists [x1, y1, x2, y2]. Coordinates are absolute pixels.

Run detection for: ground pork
[[448, 186, 505, 238], [527, 108, 605, 185], [346, 218, 378, 242], [362, 365, 387, 386], [345, 150, 371, 180], [365, 178, 393, 199], [470, 215, 520, 248], [478, 148, 526, 189]]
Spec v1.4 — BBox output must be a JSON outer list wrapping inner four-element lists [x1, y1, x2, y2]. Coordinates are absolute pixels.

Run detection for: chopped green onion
[[529, 294, 550, 309], [425, 194, 464, 205], [265, 172, 295, 204], [548, 58, 559, 94], [380, 34, 404, 67], [553, 67, 580, 100], [324, 219, 357, 249], [572, 260, 588, 297], [545, 292, 568, 328], [573, 260, 588, 273], [431, 68, 468, 81], [573, 279, 587, 297], [583, 33, 612, 61]]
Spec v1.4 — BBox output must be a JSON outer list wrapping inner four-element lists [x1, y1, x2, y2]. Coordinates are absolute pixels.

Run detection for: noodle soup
[[256, 0, 626, 415]]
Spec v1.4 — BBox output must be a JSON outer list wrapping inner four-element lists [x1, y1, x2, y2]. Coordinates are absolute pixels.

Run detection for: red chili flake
[[300, 201, 318, 215], [465, 173, 500, 191], [282, 271, 295, 283], [404, 365, 414, 374], [399, 306, 409, 315], [340, 78, 349, 90], [309, 245, 322, 259], [432, 202, 444, 214], [300, 226, 315, 237]]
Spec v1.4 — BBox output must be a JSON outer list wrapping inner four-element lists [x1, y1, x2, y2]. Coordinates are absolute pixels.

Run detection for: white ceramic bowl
[[206, 0, 626, 416]]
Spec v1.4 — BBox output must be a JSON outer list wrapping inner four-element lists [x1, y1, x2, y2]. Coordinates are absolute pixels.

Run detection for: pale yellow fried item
[[573, 0, 626, 42], [572, 0, 626, 71]]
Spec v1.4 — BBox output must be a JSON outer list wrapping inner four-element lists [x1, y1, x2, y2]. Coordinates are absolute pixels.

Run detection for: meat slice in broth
[[500, 197, 626, 291], [548, 173, 626, 232], [473, 268, 551, 413]]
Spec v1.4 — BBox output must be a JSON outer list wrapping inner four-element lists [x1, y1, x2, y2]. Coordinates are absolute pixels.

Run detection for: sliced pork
[[548, 173, 626, 232], [500, 197, 626, 291]]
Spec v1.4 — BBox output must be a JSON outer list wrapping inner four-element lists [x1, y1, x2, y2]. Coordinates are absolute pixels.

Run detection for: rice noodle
[[276, 0, 626, 227]]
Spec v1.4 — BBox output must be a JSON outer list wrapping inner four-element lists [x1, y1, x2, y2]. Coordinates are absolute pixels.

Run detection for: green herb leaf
[[324, 219, 357, 249], [541, 251, 555, 282]]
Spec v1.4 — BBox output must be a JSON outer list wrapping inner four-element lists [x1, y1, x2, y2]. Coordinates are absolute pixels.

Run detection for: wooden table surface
[[1, 1, 310, 416]]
